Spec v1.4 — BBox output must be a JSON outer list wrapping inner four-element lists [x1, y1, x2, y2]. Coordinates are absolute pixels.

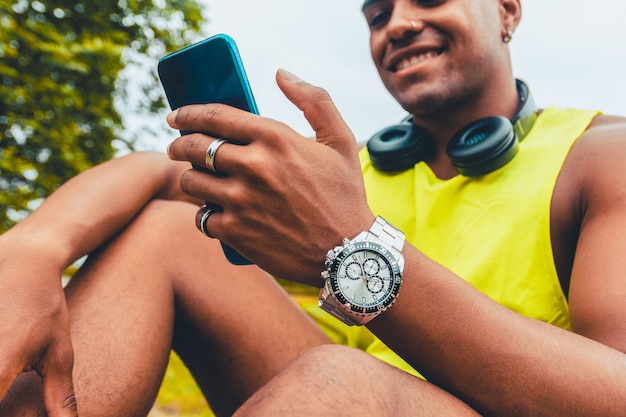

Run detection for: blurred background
[[1, 0, 625, 415], [3, 0, 626, 232]]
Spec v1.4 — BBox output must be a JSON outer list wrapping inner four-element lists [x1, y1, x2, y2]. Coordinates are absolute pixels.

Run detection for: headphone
[[366, 79, 538, 176]]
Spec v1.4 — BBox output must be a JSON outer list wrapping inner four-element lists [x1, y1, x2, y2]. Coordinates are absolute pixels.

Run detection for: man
[[1, 0, 625, 416]]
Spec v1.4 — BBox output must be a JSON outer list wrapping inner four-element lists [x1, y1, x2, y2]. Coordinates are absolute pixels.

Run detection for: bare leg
[[0, 200, 330, 416], [234, 344, 480, 417]]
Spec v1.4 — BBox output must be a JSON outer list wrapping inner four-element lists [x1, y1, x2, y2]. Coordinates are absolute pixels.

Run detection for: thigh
[[234, 344, 480, 417]]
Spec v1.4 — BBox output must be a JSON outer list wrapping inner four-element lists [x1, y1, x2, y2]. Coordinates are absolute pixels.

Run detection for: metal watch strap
[[367, 216, 406, 260], [318, 281, 371, 325]]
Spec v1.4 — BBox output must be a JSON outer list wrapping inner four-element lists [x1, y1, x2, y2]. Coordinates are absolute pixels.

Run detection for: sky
[[137, 0, 626, 151]]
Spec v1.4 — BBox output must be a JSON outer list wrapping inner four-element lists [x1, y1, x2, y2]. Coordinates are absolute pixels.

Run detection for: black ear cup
[[367, 122, 433, 173], [366, 79, 537, 176], [446, 116, 518, 177]]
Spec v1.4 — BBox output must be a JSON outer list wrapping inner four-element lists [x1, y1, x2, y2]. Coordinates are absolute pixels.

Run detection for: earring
[[502, 29, 513, 43]]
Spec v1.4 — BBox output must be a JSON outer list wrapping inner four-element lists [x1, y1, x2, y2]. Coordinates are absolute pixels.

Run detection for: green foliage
[[0, 0, 206, 232]]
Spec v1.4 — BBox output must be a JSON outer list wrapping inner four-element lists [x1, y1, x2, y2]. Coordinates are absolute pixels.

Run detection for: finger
[[166, 104, 264, 146], [275, 69, 359, 156], [168, 135, 237, 175], [178, 168, 232, 207], [40, 336, 78, 417], [195, 204, 224, 239]]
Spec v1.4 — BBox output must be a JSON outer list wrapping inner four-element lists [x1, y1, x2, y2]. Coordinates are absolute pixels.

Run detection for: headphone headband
[[512, 79, 538, 141]]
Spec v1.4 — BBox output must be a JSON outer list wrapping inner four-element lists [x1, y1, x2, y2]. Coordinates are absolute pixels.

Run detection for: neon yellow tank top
[[360, 107, 598, 328]]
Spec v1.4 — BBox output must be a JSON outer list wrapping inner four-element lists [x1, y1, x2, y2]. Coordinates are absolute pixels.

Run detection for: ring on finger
[[205, 139, 226, 174], [196, 205, 221, 238]]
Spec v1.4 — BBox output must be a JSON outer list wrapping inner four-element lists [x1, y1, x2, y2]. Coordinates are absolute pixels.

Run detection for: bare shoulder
[[582, 113, 626, 142], [552, 113, 626, 241], [587, 113, 626, 127], [551, 113, 626, 298], [554, 113, 626, 351], [557, 114, 626, 196], [566, 114, 626, 200]]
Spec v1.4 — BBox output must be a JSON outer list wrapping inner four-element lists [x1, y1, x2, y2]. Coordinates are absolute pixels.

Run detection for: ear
[[500, 0, 522, 35]]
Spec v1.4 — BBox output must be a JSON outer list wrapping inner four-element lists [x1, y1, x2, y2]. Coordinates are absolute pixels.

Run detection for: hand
[[167, 69, 375, 285], [0, 235, 77, 416]]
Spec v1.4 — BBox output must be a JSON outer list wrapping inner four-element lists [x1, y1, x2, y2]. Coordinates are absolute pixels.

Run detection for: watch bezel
[[327, 240, 402, 315]]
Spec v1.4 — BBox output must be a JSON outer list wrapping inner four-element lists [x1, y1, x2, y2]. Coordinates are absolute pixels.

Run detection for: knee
[[133, 199, 198, 234], [298, 344, 380, 374], [297, 344, 381, 375], [237, 345, 479, 417], [112, 199, 204, 254], [75, 199, 217, 283], [233, 345, 402, 417], [277, 344, 386, 389]]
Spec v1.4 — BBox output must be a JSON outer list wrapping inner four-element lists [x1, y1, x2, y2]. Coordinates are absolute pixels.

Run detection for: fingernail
[[167, 108, 179, 125], [277, 68, 302, 83]]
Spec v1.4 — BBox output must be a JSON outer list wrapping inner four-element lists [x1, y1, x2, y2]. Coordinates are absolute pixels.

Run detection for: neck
[[413, 78, 529, 179], [412, 78, 522, 145]]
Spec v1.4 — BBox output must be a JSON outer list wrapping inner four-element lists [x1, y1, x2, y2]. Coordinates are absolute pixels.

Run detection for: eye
[[415, 0, 444, 7], [364, 6, 392, 29]]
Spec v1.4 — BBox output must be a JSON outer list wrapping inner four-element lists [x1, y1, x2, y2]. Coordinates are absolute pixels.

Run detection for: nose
[[387, 12, 424, 44]]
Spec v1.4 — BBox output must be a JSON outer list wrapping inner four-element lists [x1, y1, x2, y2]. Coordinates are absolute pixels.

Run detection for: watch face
[[329, 240, 402, 314]]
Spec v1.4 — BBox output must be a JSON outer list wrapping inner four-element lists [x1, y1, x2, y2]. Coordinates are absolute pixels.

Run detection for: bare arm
[[565, 118, 626, 352], [370, 246, 626, 416], [167, 71, 626, 416]]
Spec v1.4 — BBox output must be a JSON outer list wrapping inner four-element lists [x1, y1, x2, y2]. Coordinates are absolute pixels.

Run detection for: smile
[[391, 50, 443, 73]]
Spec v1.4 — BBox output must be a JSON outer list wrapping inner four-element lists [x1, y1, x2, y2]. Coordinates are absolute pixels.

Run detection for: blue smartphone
[[158, 34, 258, 265]]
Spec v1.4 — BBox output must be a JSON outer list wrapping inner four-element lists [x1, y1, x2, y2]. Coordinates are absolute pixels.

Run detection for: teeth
[[395, 51, 439, 71]]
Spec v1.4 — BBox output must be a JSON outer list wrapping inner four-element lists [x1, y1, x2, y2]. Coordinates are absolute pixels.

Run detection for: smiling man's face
[[362, 0, 512, 116]]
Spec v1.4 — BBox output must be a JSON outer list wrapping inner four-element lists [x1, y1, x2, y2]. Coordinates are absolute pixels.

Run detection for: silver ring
[[196, 205, 219, 238], [205, 139, 226, 174]]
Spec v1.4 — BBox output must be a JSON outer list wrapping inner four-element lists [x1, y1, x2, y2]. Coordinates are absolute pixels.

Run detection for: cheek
[[369, 31, 387, 67], [369, 48, 380, 73]]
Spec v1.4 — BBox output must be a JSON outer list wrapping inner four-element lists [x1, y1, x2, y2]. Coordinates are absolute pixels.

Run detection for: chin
[[393, 77, 466, 116], [396, 90, 446, 116]]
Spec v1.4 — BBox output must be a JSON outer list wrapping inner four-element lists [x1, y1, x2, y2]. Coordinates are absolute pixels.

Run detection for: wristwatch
[[318, 216, 405, 326]]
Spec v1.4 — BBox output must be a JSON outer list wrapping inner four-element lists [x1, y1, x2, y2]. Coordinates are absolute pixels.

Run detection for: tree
[[0, 0, 206, 232]]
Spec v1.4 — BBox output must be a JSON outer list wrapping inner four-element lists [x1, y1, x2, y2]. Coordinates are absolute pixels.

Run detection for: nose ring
[[410, 20, 417, 29]]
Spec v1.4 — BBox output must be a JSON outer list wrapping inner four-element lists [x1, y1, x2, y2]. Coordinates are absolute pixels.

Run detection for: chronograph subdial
[[345, 262, 363, 280], [366, 275, 385, 294], [363, 257, 381, 276]]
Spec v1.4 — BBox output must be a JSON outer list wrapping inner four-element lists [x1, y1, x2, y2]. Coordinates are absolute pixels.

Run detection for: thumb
[[40, 338, 78, 416], [275, 69, 359, 157]]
